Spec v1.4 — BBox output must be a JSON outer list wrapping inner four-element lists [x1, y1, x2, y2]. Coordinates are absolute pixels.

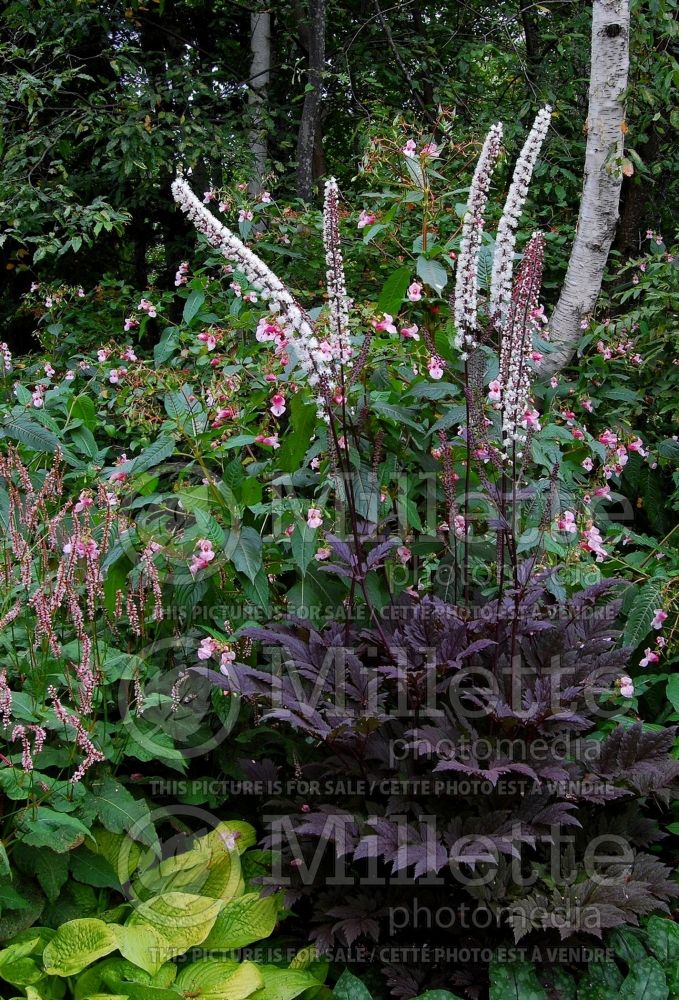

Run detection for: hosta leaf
[[89, 829, 142, 881], [113, 924, 170, 977], [201, 893, 278, 950], [126, 892, 223, 960], [252, 965, 320, 1000], [43, 919, 118, 976], [175, 959, 263, 1000], [133, 825, 242, 903]]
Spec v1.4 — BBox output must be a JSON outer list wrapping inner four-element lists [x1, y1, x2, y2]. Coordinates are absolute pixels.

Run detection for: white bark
[[248, 11, 271, 197], [541, 0, 630, 376]]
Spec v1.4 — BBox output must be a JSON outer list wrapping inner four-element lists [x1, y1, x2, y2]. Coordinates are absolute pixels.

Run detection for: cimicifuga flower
[[453, 122, 503, 353], [489, 106, 551, 331], [172, 176, 332, 390], [499, 231, 546, 455], [322, 178, 353, 368]]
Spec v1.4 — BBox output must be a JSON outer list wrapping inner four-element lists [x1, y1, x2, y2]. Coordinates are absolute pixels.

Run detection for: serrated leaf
[[226, 526, 262, 583], [89, 777, 159, 849], [624, 581, 663, 648], [1, 418, 61, 455], [291, 523, 316, 575]]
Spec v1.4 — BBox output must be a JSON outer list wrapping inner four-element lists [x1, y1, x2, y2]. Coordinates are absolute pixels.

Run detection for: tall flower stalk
[[453, 122, 503, 354]]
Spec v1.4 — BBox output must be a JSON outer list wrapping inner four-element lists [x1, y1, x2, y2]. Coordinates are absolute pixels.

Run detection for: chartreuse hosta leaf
[[175, 958, 263, 999], [89, 828, 142, 883], [201, 893, 278, 950], [43, 919, 119, 976], [114, 924, 171, 977], [132, 825, 243, 904], [125, 891, 224, 963], [252, 965, 323, 1000]]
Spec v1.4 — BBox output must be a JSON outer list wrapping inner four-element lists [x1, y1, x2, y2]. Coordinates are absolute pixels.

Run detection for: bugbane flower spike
[[490, 105, 551, 331], [172, 176, 334, 389], [453, 121, 503, 354], [499, 231, 546, 455], [322, 178, 352, 367]]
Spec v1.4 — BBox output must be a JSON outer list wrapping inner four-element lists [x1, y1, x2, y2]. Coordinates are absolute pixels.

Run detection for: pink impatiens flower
[[270, 393, 286, 417], [407, 281, 423, 302], [428, 356, 445, 380], [255, 434, 280, 449], [197, 637, 218, 660], [357, 210, 376, 230], [618, 675, 635, 698], [639, 647, 660, 668], [402, 139, 417, 158], [315, 546, 332, 561], [488, 379, 502, 404], [651, 609, 667, 630], [190, 538, 216, 576], [400, 324, 420, 340], [557, 511, 577, 534], [397, 545, 411, 564], [238, 209, 254, 222], [581, 457, 594, 472], [580, 524, 607, 562], [372, 314, 397, 334], [307, 508, 323, 529]]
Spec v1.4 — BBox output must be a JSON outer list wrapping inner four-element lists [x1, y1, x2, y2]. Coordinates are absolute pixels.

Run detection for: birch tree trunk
[[296, 0, 325, 202], [541, 0, 630, 376], [247, 10, 271, 198]]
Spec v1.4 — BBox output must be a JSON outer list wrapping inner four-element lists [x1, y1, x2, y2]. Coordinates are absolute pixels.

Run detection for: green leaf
[[183, 290, 205, 325], [645, 915, 679, 964], [1, 417, 61, 454], [89, 777, 159, 849], [623, 581, 663, 648], [126, 892, 223, 961], [666, 675, 679, 714], [227, 526, 263, 583], [416, 255, 448, 293], [252, 965, 321, 1000], [127, 436, 177, 476], [413, 993, 465, 1000], [34, 851, 69, 902], [278, 395, 316, 473], [376, 266, 411, 317], [371, 399, 424, 432], [18, 807, 91, 852], [201, 892, 278, 950], [608, 927, 648, 965], [70, 849, 121, 890], [333, 970, 373, 999], [489, 959, 547, 1000], [113, 924, 170, 977], [43, 918, 118, 976], [175, 959, 264, 1000], [291, 522, 316, 575], [619, 957, 668, 1000]]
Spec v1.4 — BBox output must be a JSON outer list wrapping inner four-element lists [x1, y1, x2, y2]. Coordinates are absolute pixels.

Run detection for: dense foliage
[[0, 2, 678, 998]]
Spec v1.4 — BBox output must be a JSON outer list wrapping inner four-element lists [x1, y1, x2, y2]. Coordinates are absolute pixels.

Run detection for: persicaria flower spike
[[322, 178, 353, 369], [453, 122, 503, 352]]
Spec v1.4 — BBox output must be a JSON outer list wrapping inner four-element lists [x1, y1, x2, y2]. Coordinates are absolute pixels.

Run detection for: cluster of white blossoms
[[322, 178, 353, 368], [453, 122, 503, 354], [489, 105, 552, 331], [172, 176, 338, 391]]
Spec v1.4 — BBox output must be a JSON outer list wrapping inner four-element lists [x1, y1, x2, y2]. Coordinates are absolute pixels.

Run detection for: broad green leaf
[[43, 919, 118, 976], [201, 893, 278, 950], [619, 957, 668, 1000], [489, 959, 547, 1000], [333, 970, 373, 999], [608, 927, 648, 965], [183, 289, 205, 324], [70, 849, 121, 890], [291, 522, 316, 575], [227, 526, 263, 583], [252, 965, 320, 1000], [133, 825, 242, 903], [89, 777, 159, 849], [18, 807, 91, 852], [376, 266, 411, 317], [89, 829, 142, 881], [413, 993, 465, 1000], [645, 915, 679, 964], [126, 892, 223, 960], [175, 959, 263, 1000], [1, 417, 61, 454], [416, 255, 447, 293], [371, 399, 424, 432], [127, 436, 177, 476], [113, 924, 170, 977], [666, 675, 679, 714], [34, 851, 69, 902]]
